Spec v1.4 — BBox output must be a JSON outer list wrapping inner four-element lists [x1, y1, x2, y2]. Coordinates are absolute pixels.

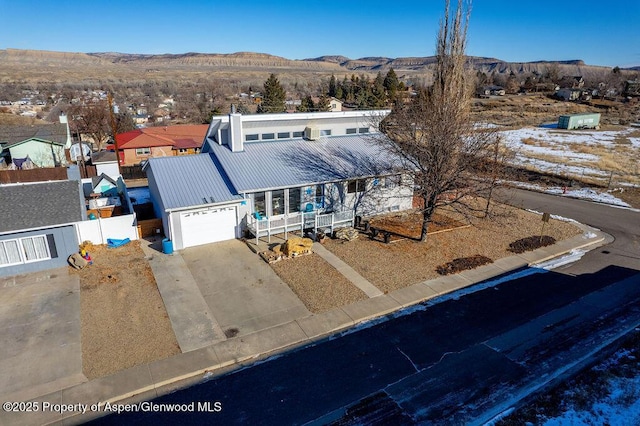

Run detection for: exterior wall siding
[[0, 225, 78, 277], [9, 141, 66, 168], [122, 146, 173, 166]]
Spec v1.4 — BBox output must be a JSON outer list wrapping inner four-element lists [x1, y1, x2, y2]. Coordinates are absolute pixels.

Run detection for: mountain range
[[0, 48, 633, 83]]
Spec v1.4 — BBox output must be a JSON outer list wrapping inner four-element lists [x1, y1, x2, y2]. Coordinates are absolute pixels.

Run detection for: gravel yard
[[270, 202, 581, 304], [271, 253, 367, 313], [71, 240, 180, 379], [324, 204, 581, 294]]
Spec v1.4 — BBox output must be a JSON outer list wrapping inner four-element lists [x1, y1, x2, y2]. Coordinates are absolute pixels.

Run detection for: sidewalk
[[0, 223, 608, 426]]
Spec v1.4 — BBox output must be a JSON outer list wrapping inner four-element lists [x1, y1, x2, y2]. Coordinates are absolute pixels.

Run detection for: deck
[[246, 210, 354, 243]]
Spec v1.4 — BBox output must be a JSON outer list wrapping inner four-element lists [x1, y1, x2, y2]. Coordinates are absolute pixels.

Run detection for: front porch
[[246, 210, 355, 244]]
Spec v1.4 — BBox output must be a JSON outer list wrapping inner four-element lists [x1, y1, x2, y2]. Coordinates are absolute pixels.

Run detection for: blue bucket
[[162, 238, 173, 255]]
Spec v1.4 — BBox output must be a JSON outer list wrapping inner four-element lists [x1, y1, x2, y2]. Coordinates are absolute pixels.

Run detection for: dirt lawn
[[71, 240, 180, 379], [272, 202, 582, 304]]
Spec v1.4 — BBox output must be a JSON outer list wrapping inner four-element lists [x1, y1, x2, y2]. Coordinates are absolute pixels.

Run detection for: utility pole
[[107, 93, 122, 176]]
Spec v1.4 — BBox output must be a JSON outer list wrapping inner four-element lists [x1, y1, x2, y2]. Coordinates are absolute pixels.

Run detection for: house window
[[320, 129, 332, 136], [288, 188, 301, 213], [315, 184, 325, 209], [0, 235, 51, 267], [135, 147, 151, 155], [292, 131, 304, 138], [271, 189, 285, 216], [346, 128, 357, 134], [347, 179, 366, 194], [384, 174, 402, 189], [194, 147, 200, 153], [253, 192, 266, 217], [178, 148, 187, 153], [358, 127, 370, 134], [277, 132, 290, 139], [245, 134, 259, 141], [262, 133, 275, 140]]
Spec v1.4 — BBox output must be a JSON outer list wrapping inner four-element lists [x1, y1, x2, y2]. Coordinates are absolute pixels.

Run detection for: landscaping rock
[[335, 227, 359, 241], [282, 237, 314, 257]]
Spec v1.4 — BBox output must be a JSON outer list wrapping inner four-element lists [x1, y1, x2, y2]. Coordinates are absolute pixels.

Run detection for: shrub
[[508, 236, 556, 254], [436, 255, 493, 275]]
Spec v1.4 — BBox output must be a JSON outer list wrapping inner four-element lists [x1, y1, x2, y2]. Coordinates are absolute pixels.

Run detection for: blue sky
[[0, 0, 638, 67]]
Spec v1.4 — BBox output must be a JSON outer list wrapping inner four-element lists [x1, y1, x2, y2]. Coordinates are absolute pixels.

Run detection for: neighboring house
[[559, 75, 585, 89], [116, 125, 208, 166], [144, 110, 413, 250], [0, 116, 72, 168], [0, 180, 85, 277], [329, 97, 343, 112], [171, 138, 202, 156], [90, 150, 120, 180], [624, 80, 640, 97], [477, 86, 505, 97], [556, 88, 589, 101]]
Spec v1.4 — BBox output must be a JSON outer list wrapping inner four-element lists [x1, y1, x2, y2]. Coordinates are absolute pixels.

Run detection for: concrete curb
[[1, 224, 611, 426]]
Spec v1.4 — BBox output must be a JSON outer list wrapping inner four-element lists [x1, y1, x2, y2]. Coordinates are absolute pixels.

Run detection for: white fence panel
[[76, 214, 139, 245]]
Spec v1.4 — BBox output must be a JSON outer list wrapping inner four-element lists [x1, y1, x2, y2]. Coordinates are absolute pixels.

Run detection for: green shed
[[558, 113, 601, 130]]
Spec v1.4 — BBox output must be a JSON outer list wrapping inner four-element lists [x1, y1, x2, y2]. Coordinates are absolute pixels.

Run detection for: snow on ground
[[506, 180, 632, 207], [541, 353, 640, 426], [499, 125, 637, 182]]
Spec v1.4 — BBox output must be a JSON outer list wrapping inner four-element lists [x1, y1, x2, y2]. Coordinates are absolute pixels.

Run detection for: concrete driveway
[[182, 240, 310, 337], [0, 268, 85, 402]]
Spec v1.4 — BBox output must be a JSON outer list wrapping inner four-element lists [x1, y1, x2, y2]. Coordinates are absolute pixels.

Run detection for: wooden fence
[[0, 165, 97, 183]]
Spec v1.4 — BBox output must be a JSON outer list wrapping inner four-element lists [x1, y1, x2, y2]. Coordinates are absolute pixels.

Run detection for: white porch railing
[[247, 210, 355, 244]]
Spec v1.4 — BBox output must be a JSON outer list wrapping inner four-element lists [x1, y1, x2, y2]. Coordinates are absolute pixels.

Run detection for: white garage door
[[180, 206, 237, 248]]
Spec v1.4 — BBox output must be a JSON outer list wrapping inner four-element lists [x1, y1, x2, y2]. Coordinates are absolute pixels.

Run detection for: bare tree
[[67, 101, 111, 150], [376, 0, 503, 241]]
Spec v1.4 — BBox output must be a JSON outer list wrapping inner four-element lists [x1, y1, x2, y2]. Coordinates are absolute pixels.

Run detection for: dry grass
[[271, 254, 367, 313], [71, 240, 180, 379]]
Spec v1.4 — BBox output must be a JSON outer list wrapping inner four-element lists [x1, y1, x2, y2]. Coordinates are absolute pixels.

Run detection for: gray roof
[[91, 150, 117, 163], [207, 134, 401, 193], [0, 124, 68, 148], [0, 180, 83, 233], [145, 154, 242, 211], [91, 173, 117, 189]]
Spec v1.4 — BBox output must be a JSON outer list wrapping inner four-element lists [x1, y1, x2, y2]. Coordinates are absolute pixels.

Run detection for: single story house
[[144, 110, 414, 250], [0, 180, 85, 277], [0, 117, 72, 168], [116, 125, 208, 166], [556, 88, 591, 102]]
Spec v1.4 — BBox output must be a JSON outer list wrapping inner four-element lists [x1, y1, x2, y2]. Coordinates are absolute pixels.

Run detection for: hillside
[[0, 48, 629, 85]]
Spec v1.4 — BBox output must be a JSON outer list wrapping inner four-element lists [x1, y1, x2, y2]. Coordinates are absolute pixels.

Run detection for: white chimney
[[229, 113, 243, 152]]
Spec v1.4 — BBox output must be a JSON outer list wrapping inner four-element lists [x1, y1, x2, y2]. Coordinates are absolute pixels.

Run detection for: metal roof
[[208, 134, 402, 193], [0, 180, 84, 233], [145, 154, 242, 211]]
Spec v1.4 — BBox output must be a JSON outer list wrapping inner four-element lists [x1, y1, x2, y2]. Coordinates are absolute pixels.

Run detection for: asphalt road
[[494, 187, 640, 274], [90, 190, 640, 425]]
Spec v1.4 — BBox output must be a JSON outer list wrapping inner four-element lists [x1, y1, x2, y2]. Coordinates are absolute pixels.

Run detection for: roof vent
[[304, 126, 320, 141]]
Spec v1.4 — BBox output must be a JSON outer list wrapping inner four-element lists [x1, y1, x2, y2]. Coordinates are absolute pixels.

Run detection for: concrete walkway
[[313, 242, 384, 298], [0, 223, 609, 426]]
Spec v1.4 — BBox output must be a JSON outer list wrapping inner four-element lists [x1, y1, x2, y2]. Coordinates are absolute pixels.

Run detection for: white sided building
[[144, 110, 414, 250]]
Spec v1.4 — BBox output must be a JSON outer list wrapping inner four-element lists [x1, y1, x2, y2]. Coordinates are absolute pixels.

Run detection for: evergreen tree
[[316, 93, 331, 112], [373, 72, 387, 107], [297, 95, 314, 112], [383, 68, 400, 101], [257, 73, 286, 113], [328, 75, 337, 97]]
